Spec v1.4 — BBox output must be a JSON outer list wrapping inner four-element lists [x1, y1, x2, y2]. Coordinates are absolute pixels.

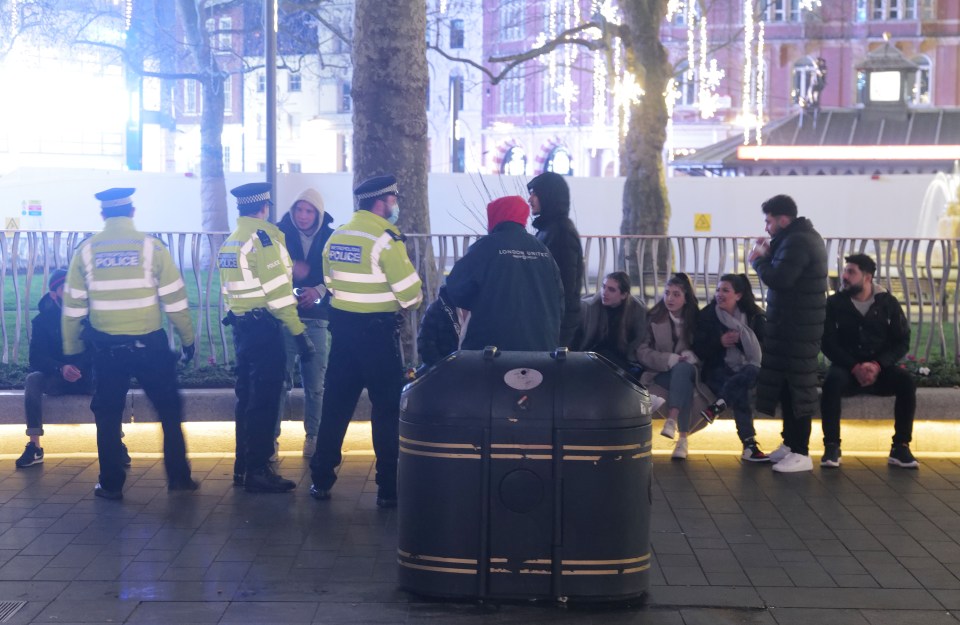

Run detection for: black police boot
[[94, 483, 123, 501], [168, 477, 201, 492], [244, 467, 296, 493], [376, 490, 398, 509]]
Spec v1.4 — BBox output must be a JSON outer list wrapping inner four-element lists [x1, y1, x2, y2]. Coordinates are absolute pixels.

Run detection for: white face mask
[[387, 202, 400, 225]]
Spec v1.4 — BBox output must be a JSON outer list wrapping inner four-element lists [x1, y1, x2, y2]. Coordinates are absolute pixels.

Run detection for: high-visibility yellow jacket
[[218, 217, 305, 335], [62, 217, 195, 356], [323, 210, 423, 313]]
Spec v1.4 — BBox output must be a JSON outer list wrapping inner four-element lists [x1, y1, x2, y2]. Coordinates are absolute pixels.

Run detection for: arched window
[[501, 146, 527, 176], [911, 55, 931, 105], [545, 147, 573, 176], [791, 57, 818, 106]]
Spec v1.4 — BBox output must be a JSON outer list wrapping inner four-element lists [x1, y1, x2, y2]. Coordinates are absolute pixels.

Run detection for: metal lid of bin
[[401, 349, 650, 429]]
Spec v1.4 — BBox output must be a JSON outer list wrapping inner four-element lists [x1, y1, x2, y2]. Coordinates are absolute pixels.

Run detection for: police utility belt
[[222, 308, 279, 328], [81, 324, 165, 353]]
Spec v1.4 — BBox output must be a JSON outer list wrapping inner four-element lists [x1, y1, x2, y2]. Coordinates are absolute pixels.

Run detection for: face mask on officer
[[386, 198, 400, 225]]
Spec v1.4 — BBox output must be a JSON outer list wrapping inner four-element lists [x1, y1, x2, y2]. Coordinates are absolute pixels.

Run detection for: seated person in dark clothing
[[416, 285, 462, 372], [820, 253, 917, 469], [17, 269, 128, 468], [445, 195, 564, 352], [693, 273, 770, 463], [574, 271, 646, 373]]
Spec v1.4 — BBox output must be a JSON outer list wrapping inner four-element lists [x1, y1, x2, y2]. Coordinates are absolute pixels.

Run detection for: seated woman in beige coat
[[636, 273, 715, 459]]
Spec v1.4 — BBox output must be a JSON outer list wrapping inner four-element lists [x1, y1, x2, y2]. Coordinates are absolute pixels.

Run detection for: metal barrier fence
[[2, 231, 959, 365]]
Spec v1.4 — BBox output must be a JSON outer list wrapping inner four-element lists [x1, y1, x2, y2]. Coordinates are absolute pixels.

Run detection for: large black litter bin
[[397, 348, 652, 602]]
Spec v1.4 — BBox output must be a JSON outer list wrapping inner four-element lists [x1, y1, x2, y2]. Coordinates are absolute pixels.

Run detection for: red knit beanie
[[486, 196, 530, 232]]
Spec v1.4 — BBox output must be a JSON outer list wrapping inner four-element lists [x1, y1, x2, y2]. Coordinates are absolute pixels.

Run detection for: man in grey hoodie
[[276, 188, 335, 457]]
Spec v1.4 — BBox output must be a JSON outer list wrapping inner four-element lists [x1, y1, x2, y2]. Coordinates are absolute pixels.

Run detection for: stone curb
[[0, 387, 955, 427]]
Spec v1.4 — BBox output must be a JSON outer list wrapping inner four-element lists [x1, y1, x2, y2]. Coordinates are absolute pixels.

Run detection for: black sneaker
[[741, 442, 770, 462], [310, 484, 331, 500], [94, 483, 123, 500], [244, 468, 296, 493], [888, 444, 919, 469], [15, 442, 44, 468], [821, 443, 842, 468], [376, 494, 398, 509], [168, 477, 200, 492], [701, 399, 727, 424], [120, 443, 132, 468]]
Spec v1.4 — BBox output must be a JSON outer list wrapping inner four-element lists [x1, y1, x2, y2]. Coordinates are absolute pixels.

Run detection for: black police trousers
[[231, 311, 286, 476], [90, 329, 190, 491], [310, 309, 403, 497]]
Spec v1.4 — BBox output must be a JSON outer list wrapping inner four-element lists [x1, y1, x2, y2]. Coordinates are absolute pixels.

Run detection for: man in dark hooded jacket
[[749, 194, 828, 473], [446, 195, 563, 351], [276, 188, 334, 458], [527, 172, 584, 347], [17, 270, 129, 468]]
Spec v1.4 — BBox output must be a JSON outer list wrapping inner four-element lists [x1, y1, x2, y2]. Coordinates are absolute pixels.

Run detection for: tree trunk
[[353, 0, 433, 364], [177, 0, 229, 242], [619, 0, 672, 287]]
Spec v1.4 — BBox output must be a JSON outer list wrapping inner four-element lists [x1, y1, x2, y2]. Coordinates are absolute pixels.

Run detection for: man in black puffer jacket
[[820, 253, 917, 469], [749, 194, 828, 473], [446, 195, 563, 351], [527, 172, 584, 347]]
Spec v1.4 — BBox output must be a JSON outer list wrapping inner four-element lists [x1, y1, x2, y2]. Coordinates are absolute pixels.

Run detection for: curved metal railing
[[2, 230, 958, 365]]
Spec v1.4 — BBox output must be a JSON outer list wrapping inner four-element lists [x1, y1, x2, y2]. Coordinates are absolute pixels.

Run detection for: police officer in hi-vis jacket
[[309, 175, 422, 508], [218, 182, 315, 494], [62, 187, 197, 500]]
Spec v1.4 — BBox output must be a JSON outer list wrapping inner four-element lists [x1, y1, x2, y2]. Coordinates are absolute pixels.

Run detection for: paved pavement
[[2, 444, 960, 624]]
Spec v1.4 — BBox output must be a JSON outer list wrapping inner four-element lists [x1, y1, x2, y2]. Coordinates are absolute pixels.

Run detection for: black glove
[[295, 332, 316, 363], [181, 343, 196, 364]]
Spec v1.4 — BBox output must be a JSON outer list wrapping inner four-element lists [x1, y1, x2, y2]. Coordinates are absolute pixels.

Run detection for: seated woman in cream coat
[[636, 273, 715, 459]]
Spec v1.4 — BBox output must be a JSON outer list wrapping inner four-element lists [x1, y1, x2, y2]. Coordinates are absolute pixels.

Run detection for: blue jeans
[[654, 361, 697, 433], [704, 364, 760, 443], [277, 319, 330, 438]]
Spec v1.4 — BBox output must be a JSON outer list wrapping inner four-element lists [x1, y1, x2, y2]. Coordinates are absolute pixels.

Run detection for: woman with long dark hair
[[636, 273, 713, 459], [693, 273, 770, 462]]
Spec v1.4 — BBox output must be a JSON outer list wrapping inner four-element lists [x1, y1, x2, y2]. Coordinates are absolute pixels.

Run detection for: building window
[[340, 82, 352, 112], [539, 65, 563, 113], [184, 80, 198, 115], [921, 0, 935, 19], [870, 0, 918, 19], [218, 17, 232, 52], [501, 146, 526, 175], [289, 72, 301, 92], [450, 19, 464, 49], [256, 113, 264, 140], [856, 70, 867, 104], [223, 75, 232, 115], [675, 61, 696, 107], [223, 146, 231, 171], [672, 1, 701, 25], [791, 57, 819, 106], [499, 74, 524, 115], [500, 0, 524, 41], [768, 0, 800, 22], [856, 0, 868, 20], [257, 73, 265, 93], [288, 162, 302, 173], [450, 74, 464, 112], [257, 162, 266, 173], [912, 55, 931, 105], [545, 147, 573, 176]]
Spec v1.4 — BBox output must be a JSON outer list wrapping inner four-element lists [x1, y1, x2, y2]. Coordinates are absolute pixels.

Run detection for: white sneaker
[[767, 443, 791, 463], [660, 418, 677, 440], [671, 438, 688, 460], [649, 394, 667, 414], [771, 452, 813, 473], [303, 435, 317, 458]]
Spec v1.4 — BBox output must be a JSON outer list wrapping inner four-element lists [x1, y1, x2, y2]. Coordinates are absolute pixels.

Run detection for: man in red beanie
[[445, 195, 563, 351]]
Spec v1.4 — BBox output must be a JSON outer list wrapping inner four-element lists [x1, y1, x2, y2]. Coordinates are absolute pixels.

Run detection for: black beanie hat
[[48, 269, 67, 291]]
